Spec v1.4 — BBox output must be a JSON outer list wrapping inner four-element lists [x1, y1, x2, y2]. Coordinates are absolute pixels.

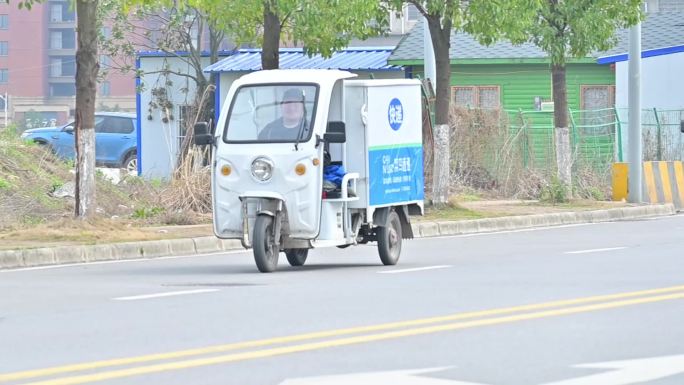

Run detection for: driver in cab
[[258, 88, 309, 141]]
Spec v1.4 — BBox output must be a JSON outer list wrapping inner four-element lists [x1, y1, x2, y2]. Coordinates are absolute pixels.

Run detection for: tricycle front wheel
[[377, 210, 402, 265], [253, 214, 279, 273]]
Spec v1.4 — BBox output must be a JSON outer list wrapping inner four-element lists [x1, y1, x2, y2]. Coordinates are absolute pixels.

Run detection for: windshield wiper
[[293, 118, 305, 151]]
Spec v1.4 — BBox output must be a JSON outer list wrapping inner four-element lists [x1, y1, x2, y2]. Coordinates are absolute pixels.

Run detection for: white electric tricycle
[[195, 69, 424, 272]]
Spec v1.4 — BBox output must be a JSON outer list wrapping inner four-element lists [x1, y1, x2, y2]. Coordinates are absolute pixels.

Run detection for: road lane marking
[[112, 289, 219, 301], [16, 291, 684, 385], [565, 247, 627, 255], [4, 284, 684, 383], [377, 265, 452, 274]]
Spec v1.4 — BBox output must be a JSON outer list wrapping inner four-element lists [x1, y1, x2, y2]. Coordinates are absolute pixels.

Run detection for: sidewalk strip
[[3, 284, 684, 383], [112, 289, 219, 301]]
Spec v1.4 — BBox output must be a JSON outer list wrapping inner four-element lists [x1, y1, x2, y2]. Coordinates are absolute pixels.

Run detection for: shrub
[[540, 177, 569, 204]]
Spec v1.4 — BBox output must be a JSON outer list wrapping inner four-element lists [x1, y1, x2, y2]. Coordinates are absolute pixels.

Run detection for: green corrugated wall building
[[388, 20, 616, 112]]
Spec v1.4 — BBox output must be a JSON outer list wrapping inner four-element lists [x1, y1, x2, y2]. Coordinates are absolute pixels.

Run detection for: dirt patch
[[0, 218, 213, 250], [458, 199, 631, 216]]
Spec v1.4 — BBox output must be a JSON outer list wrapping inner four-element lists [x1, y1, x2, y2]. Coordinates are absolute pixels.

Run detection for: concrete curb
[[0, 204, 676, 270]]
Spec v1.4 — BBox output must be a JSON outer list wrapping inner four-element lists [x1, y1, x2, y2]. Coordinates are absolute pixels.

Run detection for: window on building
[[50, 31, 62, 49], [0, 97, 6, 110], [50, 30, 75, 49], [580, 85, 616, 135], [580, 85, 615, 110], [50, 58, 62, 76], [100, 55, 111, 69], [100, 81, 111, 97], [50, 83, 76, 97], [0, 69, 8, 84], [0, 15, 8, 30], [451, 86, 501, 109], [62, 30, 76, 49], [50, 3, 63, 22], [0, 41, 7, 56], [62, 57, 75, 76]]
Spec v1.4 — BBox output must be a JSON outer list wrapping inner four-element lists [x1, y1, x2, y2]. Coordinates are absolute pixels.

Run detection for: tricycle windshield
[[223, 84, 319, 143]]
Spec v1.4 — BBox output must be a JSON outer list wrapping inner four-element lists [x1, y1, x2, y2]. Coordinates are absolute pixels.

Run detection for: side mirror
[[63, 125, 74, 134], [323, 121, 346, 143], [194, 122, 214, 146], [680, 120, 684, 134]]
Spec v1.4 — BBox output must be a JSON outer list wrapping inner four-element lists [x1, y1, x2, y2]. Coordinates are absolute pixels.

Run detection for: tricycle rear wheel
[[377, 209, 402, 265], [285, 248, 308, 266], [253, 214, 279, 273]]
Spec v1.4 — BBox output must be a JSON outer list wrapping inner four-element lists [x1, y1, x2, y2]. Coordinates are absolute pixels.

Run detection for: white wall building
[[597, 12, 684, 161], [610, 49, 684, 110], [137, 53, 226, 179]]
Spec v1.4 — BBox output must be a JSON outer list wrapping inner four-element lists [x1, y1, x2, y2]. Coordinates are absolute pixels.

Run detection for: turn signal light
[[312, 158, 320, 166], [221, 165, 232, 176], [295, 163, 306, 176]]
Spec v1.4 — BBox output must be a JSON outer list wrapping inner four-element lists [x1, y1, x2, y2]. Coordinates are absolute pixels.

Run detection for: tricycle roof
[[235, 69, 357, 86]]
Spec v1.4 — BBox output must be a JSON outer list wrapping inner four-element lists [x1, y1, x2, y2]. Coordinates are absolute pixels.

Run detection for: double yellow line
[[4, 284, 684, 385]]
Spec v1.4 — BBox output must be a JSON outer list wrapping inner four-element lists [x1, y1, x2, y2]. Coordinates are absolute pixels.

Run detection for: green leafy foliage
[[0, 177, 11, 190], [132, 206, 165, 219], [540, 177, 569, 204], [524, 0, 642, 66], [192, 0, 389, 59]]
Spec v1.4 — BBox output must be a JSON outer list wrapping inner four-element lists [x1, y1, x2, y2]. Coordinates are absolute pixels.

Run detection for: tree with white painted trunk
[[15, 0, 100, 217], [73, 0, 99, 218], [388, 0, 536, 206], [519, 0, 641, 196]]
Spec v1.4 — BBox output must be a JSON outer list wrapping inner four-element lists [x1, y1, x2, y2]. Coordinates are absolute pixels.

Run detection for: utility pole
[[627, 9, 642, 203], [423, 16, 436, 94]]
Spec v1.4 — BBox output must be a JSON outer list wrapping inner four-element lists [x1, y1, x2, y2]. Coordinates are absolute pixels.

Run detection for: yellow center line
[[3, 284, 684, 382], [19, 291, 684, 385]]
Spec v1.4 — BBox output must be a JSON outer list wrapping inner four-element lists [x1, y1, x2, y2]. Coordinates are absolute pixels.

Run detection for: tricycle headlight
[[251, 157, 274, 181]]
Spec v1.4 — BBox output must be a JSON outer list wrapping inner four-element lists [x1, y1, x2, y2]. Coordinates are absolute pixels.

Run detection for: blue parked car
[[21, 112, 138, 174]]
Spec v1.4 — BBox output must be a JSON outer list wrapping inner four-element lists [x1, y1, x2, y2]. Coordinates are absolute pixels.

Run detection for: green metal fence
[[504, 108, 620, 174], [615, 108, 684, 162], [447, 107, 683, 197], [505, 108, 684, 169]]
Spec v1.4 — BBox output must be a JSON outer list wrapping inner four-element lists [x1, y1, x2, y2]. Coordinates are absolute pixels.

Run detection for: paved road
[[2, 214, 684, 385]]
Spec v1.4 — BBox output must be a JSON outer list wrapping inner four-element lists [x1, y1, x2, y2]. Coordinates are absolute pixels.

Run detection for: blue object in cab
[[20, 112, 138, 173]]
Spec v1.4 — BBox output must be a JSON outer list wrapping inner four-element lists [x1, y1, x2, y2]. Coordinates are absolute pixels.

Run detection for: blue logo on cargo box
[[388, 98, 403, 131]]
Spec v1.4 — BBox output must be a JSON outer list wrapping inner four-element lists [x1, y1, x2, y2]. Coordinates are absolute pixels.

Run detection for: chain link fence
[[615, 108, 684, 161], [447, 107, 684, 199]]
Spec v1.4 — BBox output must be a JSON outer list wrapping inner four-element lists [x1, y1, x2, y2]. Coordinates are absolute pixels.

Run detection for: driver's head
[[281, 88, 305, 126]]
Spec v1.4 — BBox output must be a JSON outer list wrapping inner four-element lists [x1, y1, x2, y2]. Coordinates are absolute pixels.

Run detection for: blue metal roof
[[597, 45, 684, 64], [204, 47, 402, 73]]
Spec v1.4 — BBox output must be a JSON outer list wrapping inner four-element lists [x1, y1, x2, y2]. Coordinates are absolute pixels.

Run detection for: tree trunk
[[426, 15, 452, 206], [427, 18, 451, 127], [262, 0, 280, 70], [552, 64, 572, 196], [74, 0, 99, 218]]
